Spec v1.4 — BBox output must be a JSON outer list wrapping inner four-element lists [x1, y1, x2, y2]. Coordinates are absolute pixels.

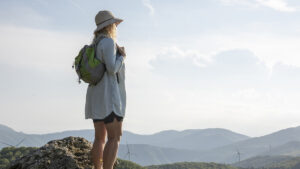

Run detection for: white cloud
[[220, 0, 296, 12], [220, 0, 256, 6], [256, 0, 296, 12], [148, 61, 300, 136], [184, 31, 300, 75], [148, 31, 300, 82], [152, 46, 213, 68], [142, 0, 155, 16]]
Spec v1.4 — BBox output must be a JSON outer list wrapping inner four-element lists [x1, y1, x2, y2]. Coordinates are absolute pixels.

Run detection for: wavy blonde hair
[[92, 23, 117, 43]]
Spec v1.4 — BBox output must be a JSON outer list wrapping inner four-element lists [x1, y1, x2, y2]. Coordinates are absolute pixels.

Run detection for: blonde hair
[[93, 23, 117, 43]]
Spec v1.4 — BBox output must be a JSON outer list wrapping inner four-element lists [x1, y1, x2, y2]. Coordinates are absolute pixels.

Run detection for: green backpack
[[72, 35, 107, 85]]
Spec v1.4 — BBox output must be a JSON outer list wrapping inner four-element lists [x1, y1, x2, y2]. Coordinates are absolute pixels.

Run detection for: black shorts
[[93, 111, 123, 124]]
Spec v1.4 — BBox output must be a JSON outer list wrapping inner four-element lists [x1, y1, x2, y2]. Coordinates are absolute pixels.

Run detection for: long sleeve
[[99, 37, 124, 76]]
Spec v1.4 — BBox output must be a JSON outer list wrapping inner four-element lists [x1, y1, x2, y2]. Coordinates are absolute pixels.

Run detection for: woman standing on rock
[[85, 10, 126, 169]]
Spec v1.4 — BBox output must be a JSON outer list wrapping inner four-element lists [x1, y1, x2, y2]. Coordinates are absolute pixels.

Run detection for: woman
[[85, 10, 126, 169]]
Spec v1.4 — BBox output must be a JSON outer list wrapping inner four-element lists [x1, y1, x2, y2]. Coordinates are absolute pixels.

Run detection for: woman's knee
[[94, 137, 106, 144], [94, 131, 107, 143], [94, 131, 107, 144], [107, 133, 122, 143]]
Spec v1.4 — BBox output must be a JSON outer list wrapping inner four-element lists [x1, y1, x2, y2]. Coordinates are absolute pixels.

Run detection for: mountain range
[[1, 124, 300, 166]]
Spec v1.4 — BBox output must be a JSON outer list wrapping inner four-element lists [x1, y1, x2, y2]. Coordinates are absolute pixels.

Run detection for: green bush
[[0, 146, 37, 169], [115, 158, 146, 169], [146, 161, 239, 169]]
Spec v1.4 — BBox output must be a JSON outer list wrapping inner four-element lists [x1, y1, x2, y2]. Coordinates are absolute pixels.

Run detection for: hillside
[[0, 142, 237, 169], [231, 155, 295, 168], [146, 161, 238, 169], [196, 126, 300, 163], [260, 141, 300, 156], [267, 156, 300, 169], [0, 136, 237, 169], [2, 124, 300, 166], [4, 136, 145, 169], [2, 141, 300, 169], [118, 144, 201, 166]]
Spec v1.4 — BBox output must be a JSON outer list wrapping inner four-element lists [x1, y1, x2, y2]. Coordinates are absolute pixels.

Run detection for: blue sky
[[0, 0, 300, 137]]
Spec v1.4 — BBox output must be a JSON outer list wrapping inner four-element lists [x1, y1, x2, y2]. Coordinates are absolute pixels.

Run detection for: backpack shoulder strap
[[94, 34, 108, 46], [93, 35, 108, 64]]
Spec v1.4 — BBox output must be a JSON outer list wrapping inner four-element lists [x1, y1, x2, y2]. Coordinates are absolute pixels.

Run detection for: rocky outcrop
[[8, 136, 93, 169]]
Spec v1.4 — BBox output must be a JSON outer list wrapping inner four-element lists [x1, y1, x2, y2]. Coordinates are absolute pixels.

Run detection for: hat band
[[96, 17, 114, 26]]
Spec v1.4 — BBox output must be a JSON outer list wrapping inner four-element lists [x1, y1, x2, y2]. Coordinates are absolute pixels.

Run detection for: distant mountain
[[0, 123, 251, 166], [122, 128, 249, 151], [0, 124, 32, 147], [196, 126, 300, 163], [0, 124, 249, 152], [118, 144, 201, 166]]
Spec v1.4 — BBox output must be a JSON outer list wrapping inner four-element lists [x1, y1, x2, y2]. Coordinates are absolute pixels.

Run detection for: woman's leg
[[92, 121, 107, 169], [103, 117, 123, 169]]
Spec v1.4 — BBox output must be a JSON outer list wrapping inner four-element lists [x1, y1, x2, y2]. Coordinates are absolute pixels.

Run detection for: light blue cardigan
[[85, 34, 126, 120]]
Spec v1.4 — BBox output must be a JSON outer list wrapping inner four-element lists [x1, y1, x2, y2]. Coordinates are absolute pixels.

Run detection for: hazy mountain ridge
[[2, 124, 300, 166], [0, 124, 95, 148], [196, 126, 300, 163], [232, 155, 300, 169], [0, 124, 249, 151], [122, 128, 250, 151], [260, 141, 300, 156]]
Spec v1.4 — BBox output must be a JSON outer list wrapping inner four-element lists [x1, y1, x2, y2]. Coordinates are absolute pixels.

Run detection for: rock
[[8, 136, 93, 169]]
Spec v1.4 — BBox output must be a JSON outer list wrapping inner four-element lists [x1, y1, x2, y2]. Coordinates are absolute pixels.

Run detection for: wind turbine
[[0, 137, 26, 147], [235, 147, 242, 167], [123, 140, 136, 161], [124, 141, 132, 161]]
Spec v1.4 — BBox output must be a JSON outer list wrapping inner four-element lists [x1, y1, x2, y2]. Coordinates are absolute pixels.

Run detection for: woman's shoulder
[[96, 36, 115, 56], [99, 36, 115, 47]]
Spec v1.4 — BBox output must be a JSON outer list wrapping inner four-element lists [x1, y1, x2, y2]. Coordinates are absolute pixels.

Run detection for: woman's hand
[[116, 44, 126, 58]]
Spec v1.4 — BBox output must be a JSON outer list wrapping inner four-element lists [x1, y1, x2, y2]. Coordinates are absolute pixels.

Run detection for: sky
[[0, 0, 300, 137]]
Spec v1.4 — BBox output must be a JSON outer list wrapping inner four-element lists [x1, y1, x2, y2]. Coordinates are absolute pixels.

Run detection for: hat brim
[[94, 18, 123, 32]]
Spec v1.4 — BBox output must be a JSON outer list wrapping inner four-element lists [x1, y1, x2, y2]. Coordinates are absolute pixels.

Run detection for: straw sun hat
[[94, 10, 123, 32]]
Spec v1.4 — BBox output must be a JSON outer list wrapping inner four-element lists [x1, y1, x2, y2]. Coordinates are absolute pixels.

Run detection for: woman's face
[[110, 23, 117, 40], [112, 23, 117, 30]]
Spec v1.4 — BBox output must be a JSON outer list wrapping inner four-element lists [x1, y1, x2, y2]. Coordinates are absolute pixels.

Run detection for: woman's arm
[[100, 37, 124, 75]]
